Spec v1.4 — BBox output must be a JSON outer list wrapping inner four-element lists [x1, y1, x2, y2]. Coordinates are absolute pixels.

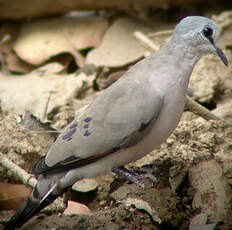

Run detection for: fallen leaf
[[49, 53, 74, 73], [86, 17, 155, 67], [0, 23, 33, 73], [17, 110, 59, 139], [5, 50, 34, 73], [63, 201, 92, 215], [64, 17, 108, 50], [120, 197, 161, 224], [13, 17, 108, 67], [0, 182, 31, 210]]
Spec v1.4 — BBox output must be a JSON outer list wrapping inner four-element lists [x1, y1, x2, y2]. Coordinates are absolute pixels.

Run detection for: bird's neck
[[160, 39, 202, 90], [164, 38, 202, 67]]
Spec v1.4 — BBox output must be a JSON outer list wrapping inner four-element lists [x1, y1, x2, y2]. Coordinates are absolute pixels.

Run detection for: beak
[[215, 46, 228, 66], [208, 37, 228, 66]]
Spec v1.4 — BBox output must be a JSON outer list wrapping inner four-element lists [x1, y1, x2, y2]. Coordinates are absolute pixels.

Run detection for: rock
[[72, 178, 98, 193]]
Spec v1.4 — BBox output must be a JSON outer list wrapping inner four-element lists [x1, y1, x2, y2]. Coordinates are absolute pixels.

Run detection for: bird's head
[[172, 16, 228, 66]]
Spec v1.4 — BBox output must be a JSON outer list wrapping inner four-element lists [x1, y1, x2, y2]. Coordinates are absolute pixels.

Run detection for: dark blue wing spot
[[62, 128, 77, 140], [84, 117, 92, 123], [67, 137, 72, 141], [70, 122, 78, 129], [84, 124, 89, 129], [84, 130, 91, 136]]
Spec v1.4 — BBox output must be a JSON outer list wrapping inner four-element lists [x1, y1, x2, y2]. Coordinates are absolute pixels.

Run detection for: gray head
[[172, 16, 228, 66]]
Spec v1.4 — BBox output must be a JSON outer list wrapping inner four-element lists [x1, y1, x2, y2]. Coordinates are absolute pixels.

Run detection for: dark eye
[[202, 26, 213, 38]]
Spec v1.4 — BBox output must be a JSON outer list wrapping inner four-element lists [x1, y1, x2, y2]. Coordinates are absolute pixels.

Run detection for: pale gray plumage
[[4, 16, 228, 230]]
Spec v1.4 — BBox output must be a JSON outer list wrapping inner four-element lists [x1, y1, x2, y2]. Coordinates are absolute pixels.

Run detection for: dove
[[3, 16, 228, 230]]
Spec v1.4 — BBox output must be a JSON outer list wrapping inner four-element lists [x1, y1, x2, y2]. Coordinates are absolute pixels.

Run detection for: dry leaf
[[0, 182, 31, 210], [86, 17, 154, 67], [0, 23, 33, 73], [49, 53, 74, 72], [120, 198, 161, 224], [63, 201, 92, 215], [63, 17, 108, 50], [13, 17, 108, 67], [4, 50, 34, 73]]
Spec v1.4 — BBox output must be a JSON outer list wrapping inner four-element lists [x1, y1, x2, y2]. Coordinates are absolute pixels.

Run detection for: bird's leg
[[112, 165, 158, 189], [112, 166, 145, 189], [140, 164, 158, 184]]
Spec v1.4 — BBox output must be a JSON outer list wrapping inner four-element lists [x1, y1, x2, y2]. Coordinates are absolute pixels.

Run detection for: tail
[[3, 179, 66, 230]]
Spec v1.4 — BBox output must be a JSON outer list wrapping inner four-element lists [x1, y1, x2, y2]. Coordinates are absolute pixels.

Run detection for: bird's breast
[[132, 89, 186, 158]]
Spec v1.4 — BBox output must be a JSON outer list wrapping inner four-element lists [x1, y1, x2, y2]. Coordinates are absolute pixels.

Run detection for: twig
[[0, 153, 65, 213], [43, 95, 51, 120], [185, 95, 220, 120], [134, 31, 221, 121], [148, 30, 173, 37], [28, 130, 60, 134], [212, 11, 232, 30], [134, 31, 159, 52], [0, 152, 37, 188], [0, 34, 11, 44]]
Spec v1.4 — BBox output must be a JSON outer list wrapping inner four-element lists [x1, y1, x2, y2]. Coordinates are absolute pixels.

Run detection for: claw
[[112, 166, 145, 189], [141, 164, 158, 184], [112, 165, 158, 189]]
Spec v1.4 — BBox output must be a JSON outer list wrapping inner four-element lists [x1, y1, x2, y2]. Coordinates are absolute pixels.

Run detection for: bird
[[3, 16, 228, 230]]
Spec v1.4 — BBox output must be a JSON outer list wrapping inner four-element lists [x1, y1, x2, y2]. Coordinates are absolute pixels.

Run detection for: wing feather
[[36, 74, 163, 173]]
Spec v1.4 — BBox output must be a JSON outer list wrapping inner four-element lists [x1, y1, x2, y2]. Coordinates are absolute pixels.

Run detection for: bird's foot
[[141, 164, 158, 183], [112, 165, 158, 189], [112, 166, 145, 189]]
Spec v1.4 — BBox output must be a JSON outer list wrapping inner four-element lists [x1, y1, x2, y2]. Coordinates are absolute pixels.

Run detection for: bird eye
[[202, 26, 213, 38]]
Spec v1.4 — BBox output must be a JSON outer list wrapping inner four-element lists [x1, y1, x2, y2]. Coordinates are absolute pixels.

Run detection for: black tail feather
[[3, 186, 64, 230], [4, 197, 39, 230]]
